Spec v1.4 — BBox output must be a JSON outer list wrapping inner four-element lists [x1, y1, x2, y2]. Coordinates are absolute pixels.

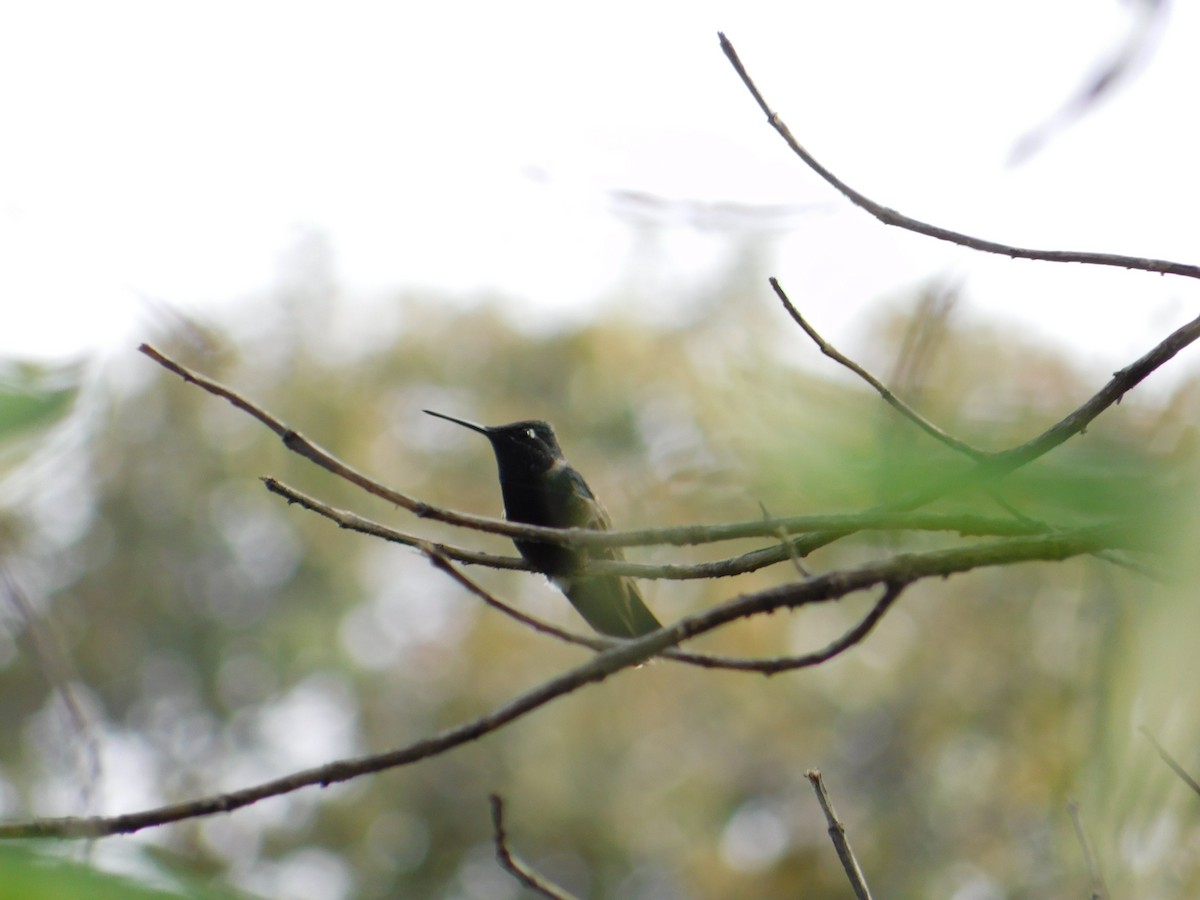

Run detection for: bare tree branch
[[806, 769, 873, 900], [718, 32, 1200, 281], [0, 526, 1123, 839], [263, 477, 527, 570], [139, 343, 552, 544], [771, 277, 986, 460], [489, 795, 580, 900], [423, 540, 908, 675], [263, 476, 1055, 564], [984, 312, 1200, 474], [667, 581, 905, 674]]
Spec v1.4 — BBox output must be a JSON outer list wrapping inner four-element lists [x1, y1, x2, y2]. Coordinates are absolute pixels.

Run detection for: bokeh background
[[3, 2, 1200, 898]]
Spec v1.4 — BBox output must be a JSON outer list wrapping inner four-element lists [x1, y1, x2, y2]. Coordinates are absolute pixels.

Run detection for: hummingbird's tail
[[558, 574, 661, 638]]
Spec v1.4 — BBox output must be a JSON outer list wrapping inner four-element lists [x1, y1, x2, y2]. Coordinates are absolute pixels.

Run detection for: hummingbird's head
[[424, 411, 564, 474]]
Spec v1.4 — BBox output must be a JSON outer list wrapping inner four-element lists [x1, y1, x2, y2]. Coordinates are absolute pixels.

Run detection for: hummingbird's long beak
[[423, 409, 491, 435]]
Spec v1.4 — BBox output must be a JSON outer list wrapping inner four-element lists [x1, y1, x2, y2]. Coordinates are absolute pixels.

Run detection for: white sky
[[1, 1, 1197, 383]]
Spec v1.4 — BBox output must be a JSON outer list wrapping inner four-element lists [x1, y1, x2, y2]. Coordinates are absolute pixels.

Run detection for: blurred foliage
[[0, 843, 237, 899], [0, 361, 81, 503], [0, 362, 79, 441], [1, 241, 1199, 899]]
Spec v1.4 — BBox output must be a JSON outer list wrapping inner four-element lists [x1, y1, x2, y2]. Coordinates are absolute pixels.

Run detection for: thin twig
[[666, 581, 905, 674], [419, 543, 605, 648], [806, 769, 873, 900], [1067, 799, 1108, 900], [489, 795, 580, 900], [718, 33, 1200, 281], [760, 500, 811, 577], [0, 566, 103, 817], [0, 526, 1120, 839], [263, 478, 527, 570], [1140, 726, 1200, 797], [424, 542, 907, 674], [987, 312, 1200, 474], [771, 278, 986, 460]]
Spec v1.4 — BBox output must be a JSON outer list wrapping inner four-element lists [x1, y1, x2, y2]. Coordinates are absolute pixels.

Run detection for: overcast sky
[[1, 1, 1196, 384]]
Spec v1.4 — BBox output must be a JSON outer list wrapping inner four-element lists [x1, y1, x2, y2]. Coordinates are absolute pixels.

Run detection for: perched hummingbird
[[424, 410, 661, 638]]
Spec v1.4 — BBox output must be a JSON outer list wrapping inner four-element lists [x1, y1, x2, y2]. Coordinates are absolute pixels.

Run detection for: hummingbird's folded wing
[[554, 466, 662, 636], [555, 466, 614, 538]]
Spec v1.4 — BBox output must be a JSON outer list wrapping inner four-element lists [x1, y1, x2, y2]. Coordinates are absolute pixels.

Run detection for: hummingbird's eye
[[526, 428, 537, 440]]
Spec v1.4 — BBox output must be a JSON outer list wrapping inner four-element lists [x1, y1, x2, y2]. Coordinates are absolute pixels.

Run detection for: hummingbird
[[424, 410, 661, 638]]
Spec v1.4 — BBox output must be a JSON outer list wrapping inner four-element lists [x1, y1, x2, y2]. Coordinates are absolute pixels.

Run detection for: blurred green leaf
[[0, 360, 80, 442], [0, 844, 234, 899]]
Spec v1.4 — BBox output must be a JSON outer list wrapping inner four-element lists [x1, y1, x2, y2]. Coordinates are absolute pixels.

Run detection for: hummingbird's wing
[[554, 466, 662, 637], [554, 465, 613, 531]]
